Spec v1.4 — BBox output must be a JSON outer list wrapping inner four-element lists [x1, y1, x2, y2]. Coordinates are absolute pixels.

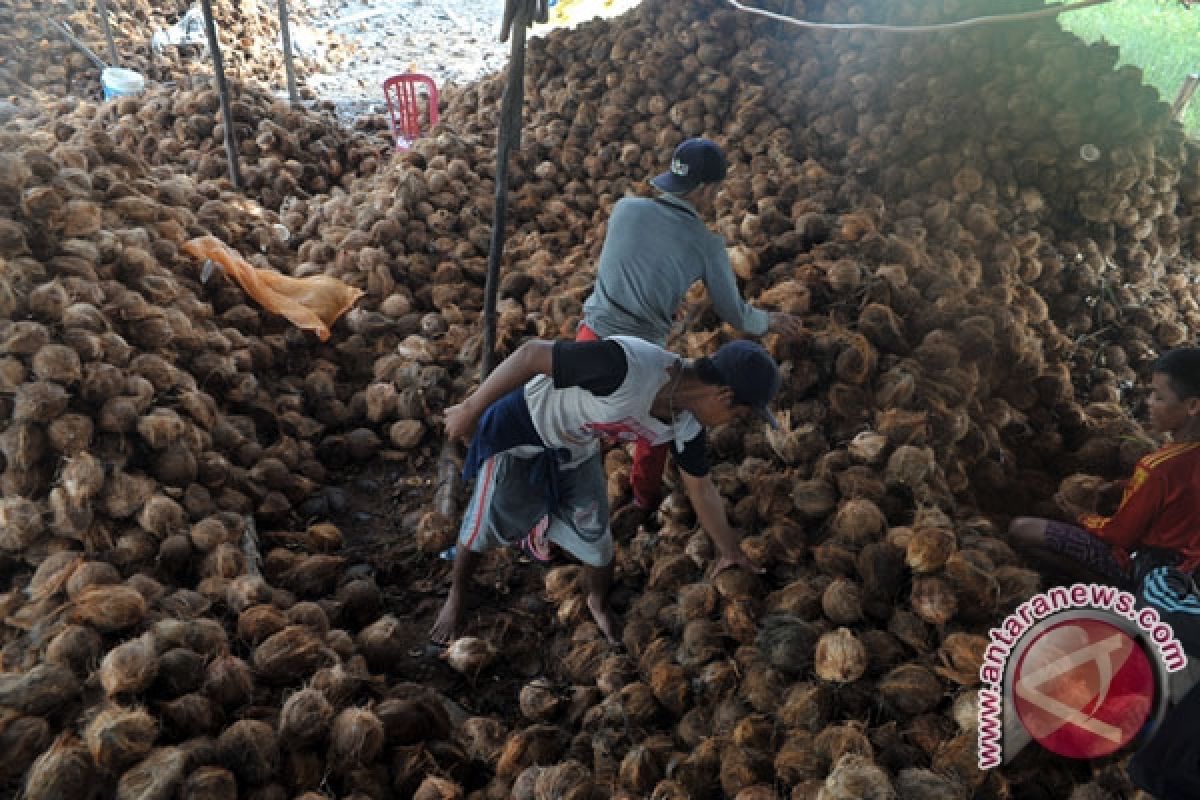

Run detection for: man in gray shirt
[[578, 137, 803, 511]]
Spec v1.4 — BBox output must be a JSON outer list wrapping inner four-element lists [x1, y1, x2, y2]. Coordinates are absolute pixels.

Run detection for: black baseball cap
[[650, 138, 728, 194], [711, 340, 781, 429]]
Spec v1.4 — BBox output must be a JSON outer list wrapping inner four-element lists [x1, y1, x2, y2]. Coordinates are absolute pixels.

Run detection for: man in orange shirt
[[1009, 348, 1200, 586]]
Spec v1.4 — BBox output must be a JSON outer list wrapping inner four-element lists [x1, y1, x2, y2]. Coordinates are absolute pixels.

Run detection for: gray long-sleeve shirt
[[580, 194, 769, 347]]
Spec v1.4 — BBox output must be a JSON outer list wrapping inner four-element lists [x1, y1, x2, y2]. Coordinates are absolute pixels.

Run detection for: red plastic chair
[[383, 74, 439, 150]]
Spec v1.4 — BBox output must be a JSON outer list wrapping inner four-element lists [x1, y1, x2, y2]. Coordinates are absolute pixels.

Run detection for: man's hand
[[767, 311, 805, 340], [444, 399, 481, 445]]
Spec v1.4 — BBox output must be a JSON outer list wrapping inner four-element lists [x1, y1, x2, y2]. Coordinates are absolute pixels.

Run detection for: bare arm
[[445, 340, 555, 443], [680, 470, 764, 575]]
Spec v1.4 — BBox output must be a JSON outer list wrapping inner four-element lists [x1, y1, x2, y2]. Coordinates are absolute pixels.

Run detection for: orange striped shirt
[[1079, 442, 1200, 572]]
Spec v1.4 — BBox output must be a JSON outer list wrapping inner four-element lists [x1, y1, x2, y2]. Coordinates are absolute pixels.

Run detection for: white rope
[[724, 0, 1115, 34]]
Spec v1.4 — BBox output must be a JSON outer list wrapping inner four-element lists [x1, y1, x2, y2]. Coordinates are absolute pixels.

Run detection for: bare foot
[[586, 593, 621, 645], [430, 592, 462, 645]]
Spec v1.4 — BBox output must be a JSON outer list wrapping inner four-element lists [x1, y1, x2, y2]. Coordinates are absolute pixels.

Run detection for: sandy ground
[[289, 0, 641, 119]]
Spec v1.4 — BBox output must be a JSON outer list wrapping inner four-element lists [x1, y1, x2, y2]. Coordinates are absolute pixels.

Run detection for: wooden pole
[[198, 0, 243, 189], [480, 1, 529, 380], [276, 0, 301, 107], [95, 0, 119, 67]]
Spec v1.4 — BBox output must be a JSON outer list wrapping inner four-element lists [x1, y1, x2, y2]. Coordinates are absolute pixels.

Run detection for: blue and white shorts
[[458, 449, 613, 567]]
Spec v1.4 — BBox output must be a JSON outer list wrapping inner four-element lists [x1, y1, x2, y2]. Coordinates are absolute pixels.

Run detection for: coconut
[[328, 707, 386, 769], [305, 522, 344, 553], [182, 766, 238, 800], [756, 615, 819, 676], [910, 576, 959, 626], [157, 534, 194, 578], [818, 753, 894, 800], [456, 716, 508, 763], [253, 625, 332, 684], [32, 344, 82, 386], [377, 687, 452, 744], [718, 743, 772, 797], [61, 452, 105, 501], [905, 527, 956, 574], [159, 693, 218, 739], [226, 575, 275, 614], [217, 720, 279, 786], [814, 628, 868, 684], [495, 724, 566, 778], [155, 647, 207, 697], [311, 662, 366, 709], [155, 618, 229, 658], [116, 746, 188, 800], [519, 679, 564, 722], [100, 633, 160, 697], [279, 688, 334, 750], [202, 655, 255, 710], [356, 614, 406, 671], [821, 578, 864, 625], [0, 496, 46, 551], [22, 734, 95, 800], [102, 470, 158, 519], [415, 511, 456, 554], [14, 380, 70, 422], [45, 410, 94, 454], [829, 498, 887, 545], [66, 560, 121, 598], [137, 495, 186, 539], [0, 714, 52, 785], [935, 633, 988, 686], [619, 745, 662, 794], [85, 705, 158, 771], [335, 578, 383, 630], [285, 750, 325, 793], [878, 664, 944, 718], [0, 663, 80, 715], [238, 605, 289, 647], [894, 768, 967, 800], [45, 623, 103, 676], [444, 637, 498, 682], [280, 555, 345, 598], [533, 760, 592, 800], [885, 445, 936, 488]]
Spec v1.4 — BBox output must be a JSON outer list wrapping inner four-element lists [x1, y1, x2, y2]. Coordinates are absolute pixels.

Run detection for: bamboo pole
[[276, 0, 301, 107], [1173, 73, 1200, 122], [479, 0, 529, 379], [198, 0, 243, 189]]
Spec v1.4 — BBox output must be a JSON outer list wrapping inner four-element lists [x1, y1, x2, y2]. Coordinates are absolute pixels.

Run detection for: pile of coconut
[[1, 0, 1199, 796], [0, 0, 349, 102]]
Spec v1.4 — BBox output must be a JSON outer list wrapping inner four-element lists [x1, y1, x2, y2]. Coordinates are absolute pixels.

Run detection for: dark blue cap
[[650, 138, 728, 194], [711, 340, 781, 429]]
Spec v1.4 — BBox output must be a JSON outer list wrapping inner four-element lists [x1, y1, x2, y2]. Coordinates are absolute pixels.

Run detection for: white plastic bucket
[[101, 67, 145, 101]]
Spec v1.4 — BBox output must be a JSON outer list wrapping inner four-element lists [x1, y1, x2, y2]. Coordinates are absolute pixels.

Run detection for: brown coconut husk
[[412, 776, 464, 800], [821, 579, 864, 626], [443, 637, 498, 682], [0, 663, 80, 715], [226, 575, 275, 614], [814, 628, 868, 684], [356, 615, 406, 672], [829, 498, 887, 545], [648, 661, 689, 717], [155, 647, 207, 697], [286, 601, 330, 636], [311, 662, 368, 709], [65, 561, 121, 599], [910, 576, 959, 626], [878, 664, 944, 718], [779, 682, 833, 732], [894, 767, 968, 800], [100, 632, 160, 697], [0, 714, 52, 785], [518, 679, 564, 722], [819, 753, 894, 800], [756, 615, 819, 676], [456, 716, 508, 763], [285, 749, 325, 793], [278, 688, 334, 750], [253, 625, 333, 684], [495, 725, 566, 778], [719, 743, 772, 798], [935, 633, 988, 686], [47, 412, 94, 454], [84, 705, 158, 771], [905, 527, 956, 574], [334, 578, 383, 630], [328, 707, 386, 769], [181, 766, 238, 800], [160, 693, 219, 740], [43, 623, 103, 676], [279, 554, 345, 598], [23, 733, 95, 800], [115, 746, 187, 800], [217, 719, 279, 786], [14, 380, 70, 422], [814, 722, 873, 767], [0, 496, 46, 551], [137, 495, 186, 539], [534, 760, 593, 800], [154, 618, 230, 659], [238, 605, 288, 647], [202, 655, 255, 710]]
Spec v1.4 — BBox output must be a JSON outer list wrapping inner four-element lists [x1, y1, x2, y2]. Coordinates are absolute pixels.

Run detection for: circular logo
[[1012, 617, 1156, 759]]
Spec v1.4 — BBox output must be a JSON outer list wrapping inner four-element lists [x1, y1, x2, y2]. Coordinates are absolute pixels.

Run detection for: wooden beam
[[199, 0, 243, 189]]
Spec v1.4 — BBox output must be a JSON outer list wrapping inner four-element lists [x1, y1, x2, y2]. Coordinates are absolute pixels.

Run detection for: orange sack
[[183, 236, 364, 342]]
